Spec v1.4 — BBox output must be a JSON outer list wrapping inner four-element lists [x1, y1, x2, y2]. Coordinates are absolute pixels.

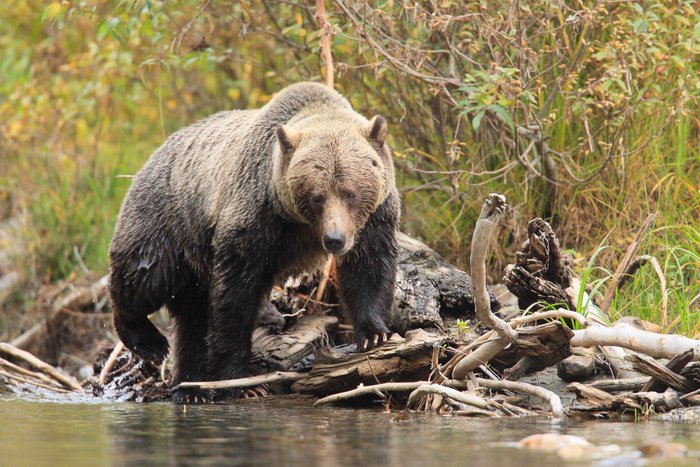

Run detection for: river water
[[1, 395, 699, 466]]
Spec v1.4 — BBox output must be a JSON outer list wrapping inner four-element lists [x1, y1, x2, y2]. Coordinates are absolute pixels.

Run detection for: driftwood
[[449, 377, 564, 417], [567, 382, 683, 413], [178, 371, 306, 390], [451, 196, 573, 384], [292, 329, 449, 395], [627, 353, 697, 393], [570, 326, 700, 361], [588, 378, 648, 393], [250, 315, 338, 373], [313, 381, 425, 406], [0, 342, 83, 391], [452, 194, 513, 379], [407, 384, 494, 412], [503, 218, 574, 311]]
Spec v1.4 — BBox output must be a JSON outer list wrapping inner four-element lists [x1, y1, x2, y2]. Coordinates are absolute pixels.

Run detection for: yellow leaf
[[295, 13, 303, 26]]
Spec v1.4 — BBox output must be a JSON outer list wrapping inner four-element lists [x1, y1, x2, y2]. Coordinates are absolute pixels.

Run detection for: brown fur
[[108, 82, 400, 403]]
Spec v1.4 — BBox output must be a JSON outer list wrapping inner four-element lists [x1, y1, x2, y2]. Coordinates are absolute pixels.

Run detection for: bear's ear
[[366, 115, 387, 146], [276, 125, 301, 158]]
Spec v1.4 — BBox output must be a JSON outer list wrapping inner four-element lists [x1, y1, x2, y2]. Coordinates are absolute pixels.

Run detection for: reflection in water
[[1, 396, 699, 466]]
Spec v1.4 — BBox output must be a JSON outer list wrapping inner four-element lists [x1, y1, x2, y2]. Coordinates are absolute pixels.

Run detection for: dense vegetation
[[1, 1, 698, 337]]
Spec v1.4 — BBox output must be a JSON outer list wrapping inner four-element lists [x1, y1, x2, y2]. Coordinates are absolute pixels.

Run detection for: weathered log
[[391, 232, 496, 333], [291, 329, 450, 396], [641, 350, 695, 393]]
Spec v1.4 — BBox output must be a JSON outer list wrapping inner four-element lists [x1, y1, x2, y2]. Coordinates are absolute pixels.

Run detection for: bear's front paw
[[357, 332, 393, 351], [354, 319, 392, 351]]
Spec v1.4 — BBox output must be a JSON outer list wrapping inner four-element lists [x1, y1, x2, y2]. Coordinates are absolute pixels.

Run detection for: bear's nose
[[323, 232, 346, 253]]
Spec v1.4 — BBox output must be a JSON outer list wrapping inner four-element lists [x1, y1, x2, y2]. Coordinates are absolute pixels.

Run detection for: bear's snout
[[323, 231, 346, 254]]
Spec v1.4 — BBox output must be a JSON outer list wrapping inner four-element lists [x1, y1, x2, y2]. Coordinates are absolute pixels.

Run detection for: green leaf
[[472, 109, 486, 131], [488, 104, 514, 133]]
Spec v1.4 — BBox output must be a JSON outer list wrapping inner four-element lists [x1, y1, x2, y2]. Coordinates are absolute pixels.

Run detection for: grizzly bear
[[108, 82, 400, 403]]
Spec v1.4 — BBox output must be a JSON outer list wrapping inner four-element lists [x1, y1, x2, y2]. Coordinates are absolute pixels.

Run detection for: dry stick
[[648, 256, 668, 327], [176, 371, 306, 390], [449, 377, 564, 418], [0, 357, 61, 387], [98, 341, 125, 386], [315, 0, 334, 88], [0, 342, 83, 391], [600, 212, 658, 316], [407, 384, 493, 412], [615, 255, 668, 327], [313, 381, 426, 406], [510, 309, 589, 328], [0, 368, 71, 394], [570, 326, 700, 360], [452, 194, 512, 379], [314, 256, 334, 311]]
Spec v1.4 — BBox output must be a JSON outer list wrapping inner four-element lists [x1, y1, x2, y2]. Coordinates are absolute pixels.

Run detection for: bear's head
[[273, 115, 393, 255]]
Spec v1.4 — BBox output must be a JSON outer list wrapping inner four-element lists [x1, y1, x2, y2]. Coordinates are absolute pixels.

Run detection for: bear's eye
[[341, 190, 356, 202], [371, 159, 379, 168], [311, 194, 325, 205]]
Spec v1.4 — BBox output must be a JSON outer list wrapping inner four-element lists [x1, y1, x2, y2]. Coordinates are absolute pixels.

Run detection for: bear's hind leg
[[168, 285, 211, 404]]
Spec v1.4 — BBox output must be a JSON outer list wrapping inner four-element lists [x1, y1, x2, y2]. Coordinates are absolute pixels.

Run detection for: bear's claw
[[171, 387, 211, 404], [359, 332, 391, 351]]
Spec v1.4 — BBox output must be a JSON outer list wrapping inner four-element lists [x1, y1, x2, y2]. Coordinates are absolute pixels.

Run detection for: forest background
[[0, 1, 698, 339]]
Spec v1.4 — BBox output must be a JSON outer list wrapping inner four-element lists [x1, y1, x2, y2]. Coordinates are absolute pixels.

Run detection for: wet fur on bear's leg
[[206, 243, 273, 386], [337, 192, 399, 349], [109, 255, 173, 364], [109, 231, 190, 364], [168, 284, 211, 404]]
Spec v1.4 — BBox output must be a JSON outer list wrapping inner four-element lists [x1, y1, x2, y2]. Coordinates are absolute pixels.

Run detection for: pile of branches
[[179, 194, 699, 419]]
